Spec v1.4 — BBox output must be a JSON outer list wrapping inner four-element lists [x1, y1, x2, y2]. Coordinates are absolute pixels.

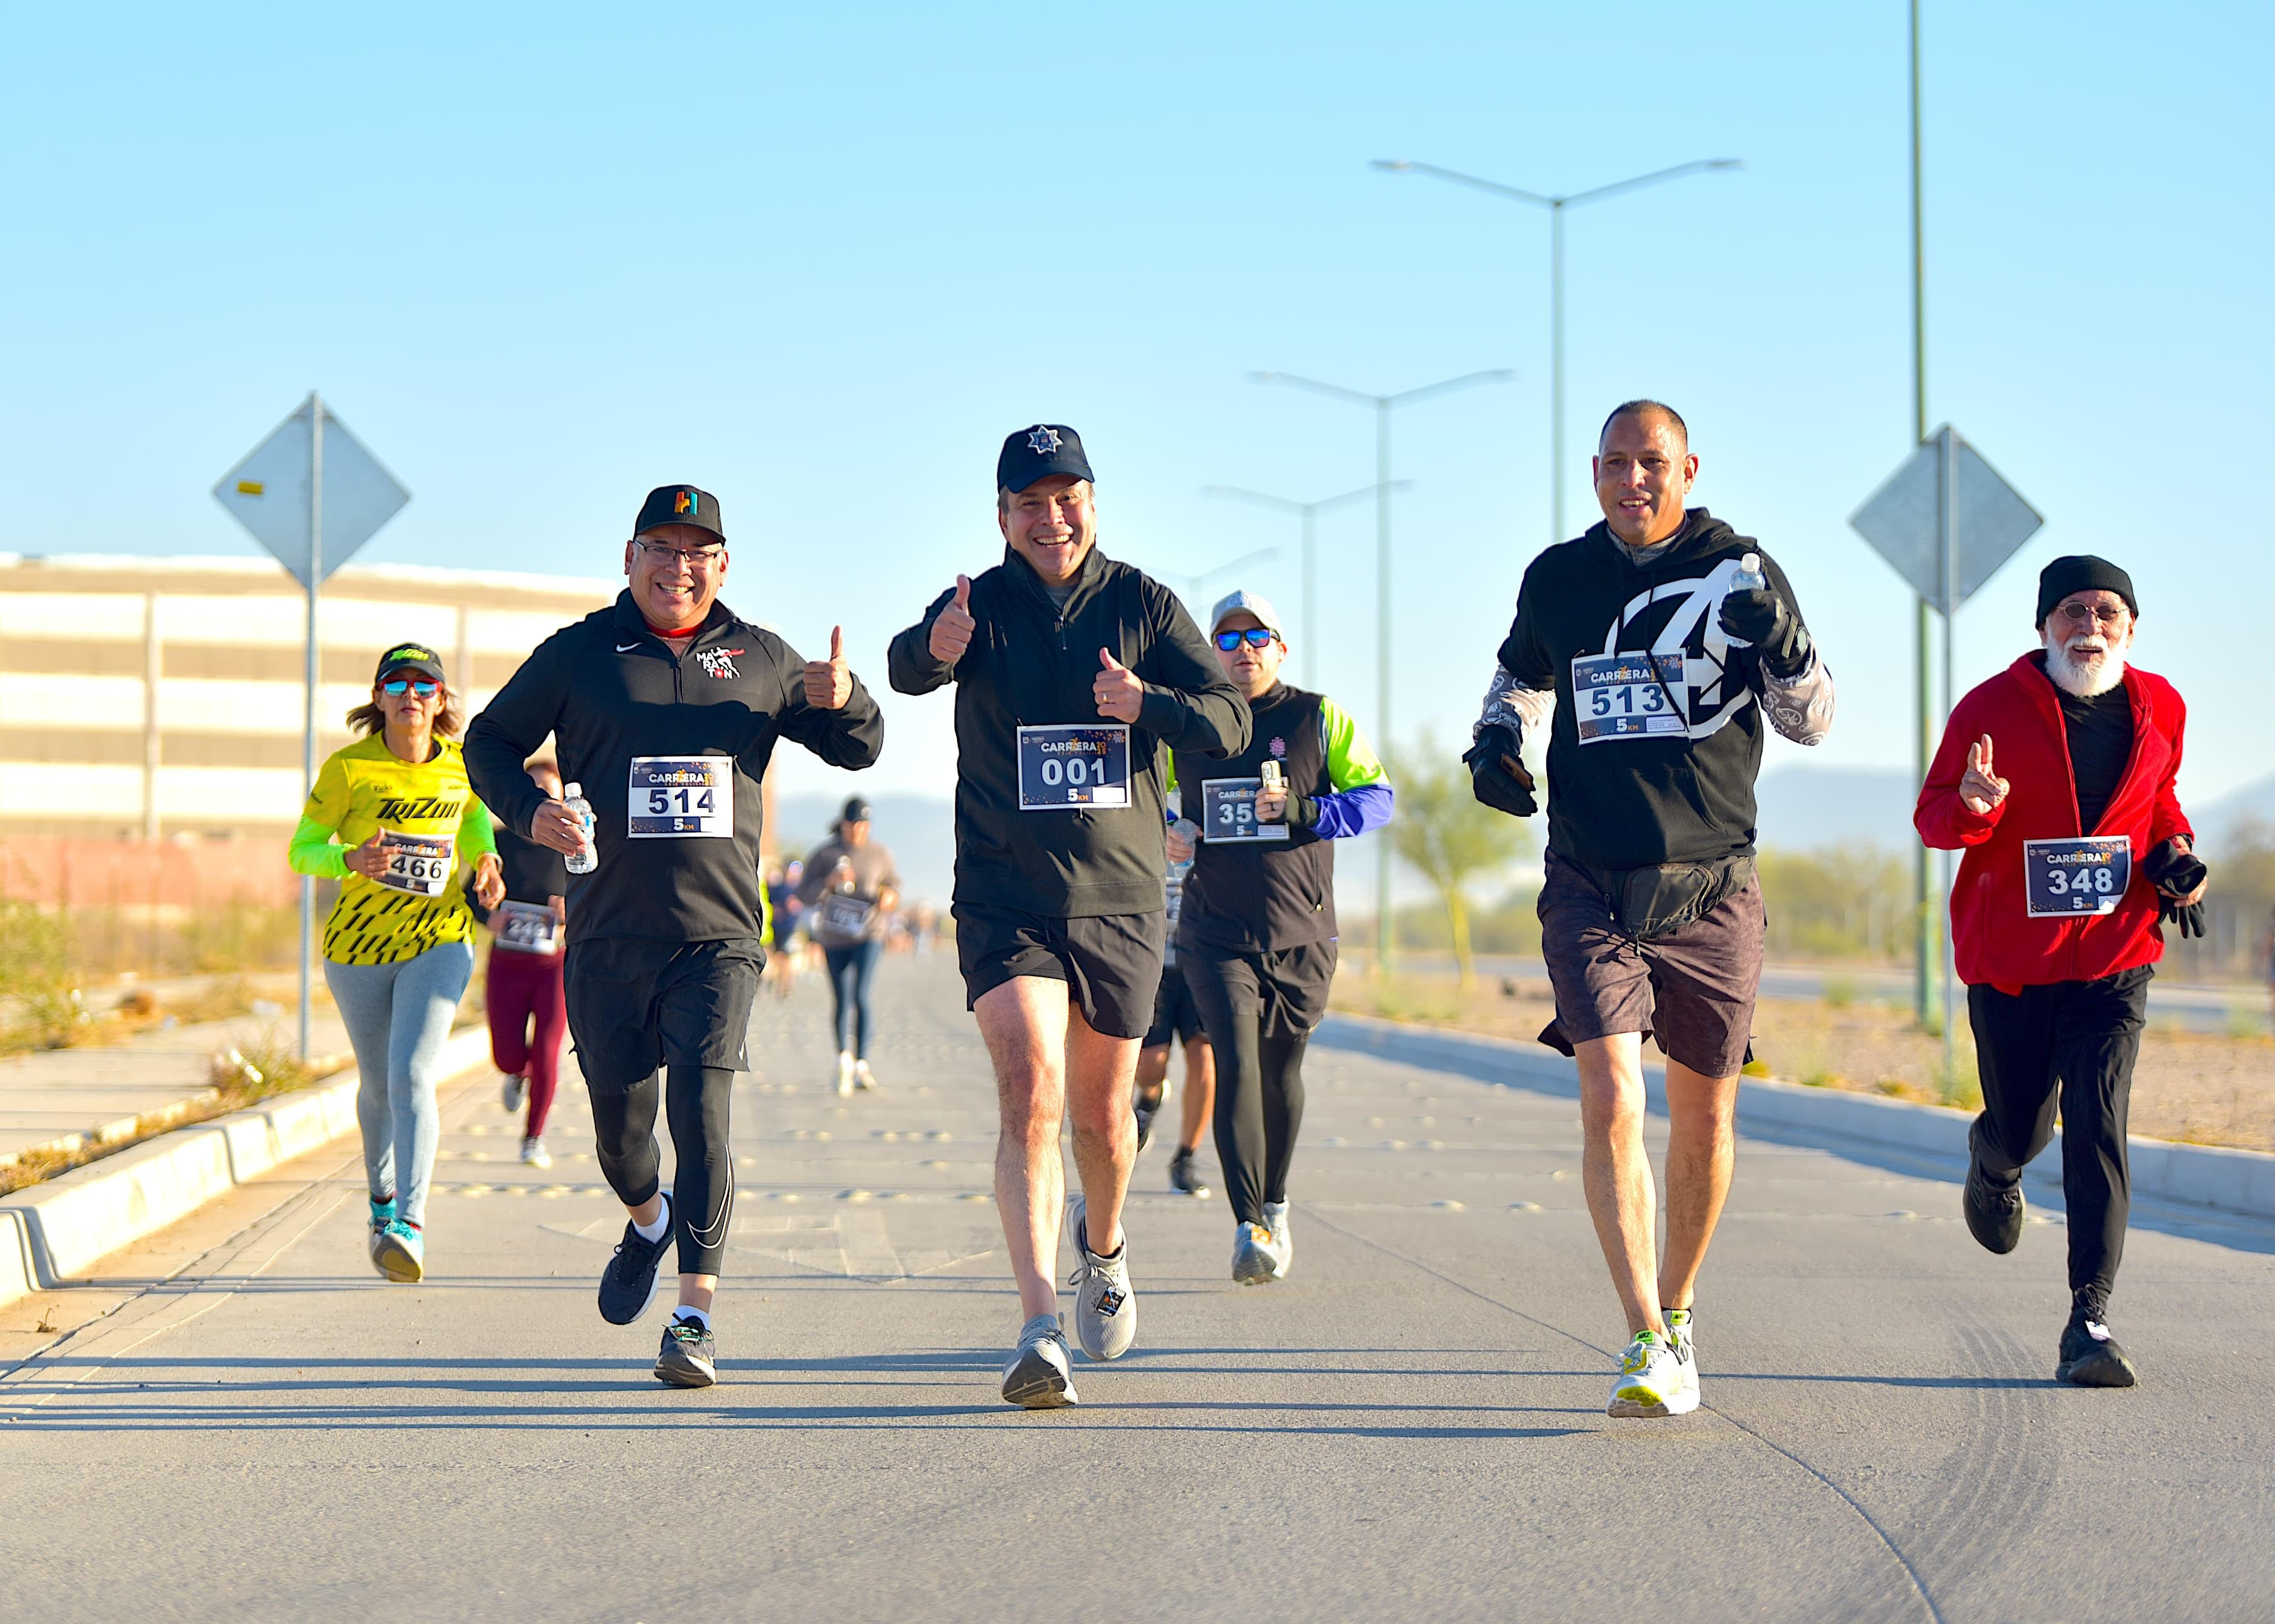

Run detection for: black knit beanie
[[2035, 555, 2138, 627]]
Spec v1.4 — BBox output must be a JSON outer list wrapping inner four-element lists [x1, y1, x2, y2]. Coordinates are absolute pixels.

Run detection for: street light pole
[[1371, 157, 1741, 543], [1203, 480, 1410, 688], [1910, 0, 1941, 1034], [1251, 367, 1513, 974]]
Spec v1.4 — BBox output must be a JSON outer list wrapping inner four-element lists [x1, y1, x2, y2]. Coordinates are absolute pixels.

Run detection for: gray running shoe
[[1231, 1220, 1276, 1285], [654, 1314, 716, 1388], [1261, 1199, 1293, 1279], [501, 1072, 525, 1112], [1168, 1148, 1211, 1199], [1001, 1313, 1078, 1408], [1068, 1218, 1137, 1361]]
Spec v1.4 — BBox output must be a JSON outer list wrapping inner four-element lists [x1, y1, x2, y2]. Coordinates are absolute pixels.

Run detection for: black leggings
[[824, 938, 882, 1058], [1967, 966, 2149, 1319], [1184, 957, 1311, 1227], [590, 1063, 735, 1276]]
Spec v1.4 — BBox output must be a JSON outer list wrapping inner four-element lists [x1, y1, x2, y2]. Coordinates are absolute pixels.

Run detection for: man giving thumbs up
[[888, 423, 1249, 1410]]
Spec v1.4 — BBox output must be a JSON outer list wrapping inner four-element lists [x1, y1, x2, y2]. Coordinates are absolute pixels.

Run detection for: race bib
[[1200, 777, 1290, 843], [1572, 652, 1686, 744], [375, 829, 453, 897], [1018, 724, 1130, 810], [2024, 836, 2131, 918], [492, 899, 560, 955], [628, 756, 734, 838], [817, 893, 875, 937]]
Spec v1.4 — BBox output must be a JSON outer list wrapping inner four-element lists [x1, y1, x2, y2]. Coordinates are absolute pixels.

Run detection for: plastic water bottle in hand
[[562, 782, 598, 875], [1722, 552, 1767, 644], [1170, 817, 1200, 880]]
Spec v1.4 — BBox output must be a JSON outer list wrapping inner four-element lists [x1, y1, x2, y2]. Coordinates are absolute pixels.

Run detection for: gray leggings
[[325, 941, 473, 1227]]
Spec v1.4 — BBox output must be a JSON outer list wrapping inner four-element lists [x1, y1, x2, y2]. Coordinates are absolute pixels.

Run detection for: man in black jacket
[[1466, 401, 1835, 1421], [888, 424, 1248, 1408], [465, 484, 883, 1389]]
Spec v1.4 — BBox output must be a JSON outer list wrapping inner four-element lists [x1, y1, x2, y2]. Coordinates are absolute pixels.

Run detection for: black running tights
[[1186, 962, 1308, 1227], [590, 1062, 735, 1276]]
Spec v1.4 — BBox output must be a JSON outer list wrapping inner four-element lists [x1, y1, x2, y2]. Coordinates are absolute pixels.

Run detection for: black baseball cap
[[373, 641, 446, 684], [996, 424, 1094, 495], [633, 484, 726, 543], [841, 796, 873, 824]]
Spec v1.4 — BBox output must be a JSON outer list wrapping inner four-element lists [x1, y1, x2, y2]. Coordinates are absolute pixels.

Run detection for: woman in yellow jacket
[[290, 642, 504, 1283]]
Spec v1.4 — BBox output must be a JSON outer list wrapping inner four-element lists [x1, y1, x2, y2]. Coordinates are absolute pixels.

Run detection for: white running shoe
[[501, 1072, 525, 1112], [853, 1059, 877, 1091], [1261, 1199, 1293, 1279], [1608, 1330, 1697, 1418], [1067, 1217, 1137, 1361], [520, 1136, 552, 1169], [1001, 1313, 1078, 1408], [1231, 1221, 1276, 1285], [833, 1050, 855, 1098], [1665, 1308, 1701, 1410]]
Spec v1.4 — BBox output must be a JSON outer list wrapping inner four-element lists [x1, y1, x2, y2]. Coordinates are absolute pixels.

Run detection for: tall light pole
[[1251, 368, 1513, 973], [1910, 0, 1939, 1033], [1371, 157, 1742, 543], [1202, 480, 1411, 687]]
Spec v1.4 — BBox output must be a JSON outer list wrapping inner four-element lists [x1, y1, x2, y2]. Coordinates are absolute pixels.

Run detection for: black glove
[[2141, 840, 2208, 936], [1718, 587, 1812, 678], [2159, 896, 2207, 938], [1464, 723, 1537, 819]]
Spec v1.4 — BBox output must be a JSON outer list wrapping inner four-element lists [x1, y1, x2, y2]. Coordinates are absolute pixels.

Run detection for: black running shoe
[[598, 1195, 672, 1326], [655, 1314, 717, 1388], [2055, 1316, 2138, 1387], [1169, 1148, 1211, 1198], [1133, 1091, 1161, 1156], [1963, 1157, 2024, 1254]]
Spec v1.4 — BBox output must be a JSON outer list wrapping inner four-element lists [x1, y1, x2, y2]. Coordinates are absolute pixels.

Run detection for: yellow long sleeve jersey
[[288, 732, 497, 966]]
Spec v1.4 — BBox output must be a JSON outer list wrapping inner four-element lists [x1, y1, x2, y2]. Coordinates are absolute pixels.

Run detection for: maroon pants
[[486, 945, 566, 1137]]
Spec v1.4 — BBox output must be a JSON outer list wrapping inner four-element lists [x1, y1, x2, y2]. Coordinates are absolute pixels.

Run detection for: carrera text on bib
[[492, 899, 562, 955], [2023, 835, 2131, 917], [1572, 652, 1686, 744], [1017, 724, 1131, 810], [375, 829, 455, 897], [1200, 776, 1290, 843], [628, 756, 734, 839]]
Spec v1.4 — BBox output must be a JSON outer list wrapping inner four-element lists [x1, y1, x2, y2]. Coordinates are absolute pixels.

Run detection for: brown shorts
[[1535, 848, 1764, 1077]]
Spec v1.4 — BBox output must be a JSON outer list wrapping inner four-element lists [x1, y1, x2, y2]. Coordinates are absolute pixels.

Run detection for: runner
[[887, 423, 1249, 1408], [1132, 831, 1215, 1198], [288, 642, 504, 1285], [1465, 400, 1835, 1417], [465, 483, 883, 1388], [467, 751, 570, 1168], [765, 858, 809, 999], [1917, 555, 2204, 1387], [797, 797, 901, 1094], [1165, 590, 1392, 1283]]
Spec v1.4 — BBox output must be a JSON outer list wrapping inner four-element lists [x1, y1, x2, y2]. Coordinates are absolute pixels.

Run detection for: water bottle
[[1170, 817, 1200, 880], [562, 782, 598, 874], [1723, 552, 1766, 644]]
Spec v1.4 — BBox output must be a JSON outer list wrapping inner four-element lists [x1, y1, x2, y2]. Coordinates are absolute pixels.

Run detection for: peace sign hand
[[1960, 734, 2009, 816], [803, 626, 853, 710]]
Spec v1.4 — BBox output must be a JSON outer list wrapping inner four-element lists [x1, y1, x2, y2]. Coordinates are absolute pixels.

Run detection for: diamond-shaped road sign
[[212, 394, 409, 586], [1849, 424, 2041, 615]]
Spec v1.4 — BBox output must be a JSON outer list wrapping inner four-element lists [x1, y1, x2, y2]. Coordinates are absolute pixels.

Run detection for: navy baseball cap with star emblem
[[633, 484, 726, 543], [996, 424, 1094, 495]]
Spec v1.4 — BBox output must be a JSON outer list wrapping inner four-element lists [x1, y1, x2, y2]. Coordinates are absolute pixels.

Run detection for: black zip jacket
[[1499, 510, 1812, 873], [887, 544, 1249, 916], [1173, 684, 1336, 954], [465, 591, 883, 944]]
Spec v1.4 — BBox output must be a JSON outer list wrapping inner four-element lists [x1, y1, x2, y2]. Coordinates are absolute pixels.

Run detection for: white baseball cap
[[1208, 589, 1284, 639]]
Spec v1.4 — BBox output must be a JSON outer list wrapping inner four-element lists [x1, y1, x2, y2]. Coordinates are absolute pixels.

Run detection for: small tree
[[1388, 729, 1529, 988]]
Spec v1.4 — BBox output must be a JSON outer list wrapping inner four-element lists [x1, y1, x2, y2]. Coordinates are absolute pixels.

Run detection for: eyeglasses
[[632, 538, 727, 570], [380, 678, 440, 697], [2053, 601, 2128, 628], [1213, 628, 1278, 652]]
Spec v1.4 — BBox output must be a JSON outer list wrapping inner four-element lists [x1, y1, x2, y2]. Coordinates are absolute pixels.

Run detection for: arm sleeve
[[771, 641, 887, 771], [1754, 552, 1835, 745], [1915, 695, 2002, 850], [2149, 692, 2191, 849], [1477, 565, 1559, 741], [1132, 586, 1252, 757], [463, 632, 573, 839], [287, 755, 352, 880], [1473, 662, 1556, 741], [887, 586, 961, 695], [458, 796, 498, 863], [1285, 697, 1395, 840]]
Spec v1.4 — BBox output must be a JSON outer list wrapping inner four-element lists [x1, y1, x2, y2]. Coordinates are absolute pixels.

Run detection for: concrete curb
[[1315, 1013, 2274, 1222], [0, 1026, 492, 1308]]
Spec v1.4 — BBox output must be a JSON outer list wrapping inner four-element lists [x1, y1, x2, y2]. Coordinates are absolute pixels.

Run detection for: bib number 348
[[1017, 725, 1131, 810], [2023, 836, 2131, 917]]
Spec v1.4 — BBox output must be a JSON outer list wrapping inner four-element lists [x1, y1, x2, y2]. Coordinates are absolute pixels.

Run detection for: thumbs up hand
[[1094, 647, 1144, 722], [929, 574, 977, 664], [1960, 733, 2009, 815], [803, 625, 853, 710]]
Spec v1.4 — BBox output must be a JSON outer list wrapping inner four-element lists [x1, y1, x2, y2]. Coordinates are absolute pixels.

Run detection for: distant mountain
[[773, 792, 956, 909], [1754, 766, 1919, 854], [2190, 773, 2275, 850]]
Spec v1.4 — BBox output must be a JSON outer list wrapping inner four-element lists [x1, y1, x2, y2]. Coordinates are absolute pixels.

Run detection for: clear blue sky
[[6, 2, 2268, 810]]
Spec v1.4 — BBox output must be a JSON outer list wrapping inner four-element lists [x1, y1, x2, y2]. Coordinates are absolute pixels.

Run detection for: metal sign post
[[213, 394, 409, 1059]]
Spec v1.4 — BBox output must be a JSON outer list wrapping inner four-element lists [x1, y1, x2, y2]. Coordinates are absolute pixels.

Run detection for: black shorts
[[564, 936, 766, 1093], [952, 902, 1164, 1042], [1144, 959, 1205, 1048], [1180, 940, 1336, 1042]]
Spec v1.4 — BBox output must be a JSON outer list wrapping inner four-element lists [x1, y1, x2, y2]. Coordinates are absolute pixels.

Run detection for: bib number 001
[[628, 757, 734, 838], [375, 829, 455, 897], [2023, 836, 2131, 918], [1017, 725, 1131, 810]]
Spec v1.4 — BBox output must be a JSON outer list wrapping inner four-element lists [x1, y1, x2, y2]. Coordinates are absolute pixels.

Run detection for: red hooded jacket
[[1915, 652, 2191, 991]]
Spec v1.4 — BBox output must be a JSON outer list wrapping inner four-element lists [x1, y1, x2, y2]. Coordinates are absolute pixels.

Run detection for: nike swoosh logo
[[616, 642, 641, 652]]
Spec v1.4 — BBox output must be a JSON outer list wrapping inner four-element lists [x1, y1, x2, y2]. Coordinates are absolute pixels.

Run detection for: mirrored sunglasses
[[380, 678, 440, 697], [1213, 627, 1277, 651]]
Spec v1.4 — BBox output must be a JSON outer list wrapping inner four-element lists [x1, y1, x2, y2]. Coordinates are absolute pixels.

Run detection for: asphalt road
[[2, 956, 2267, 1623]]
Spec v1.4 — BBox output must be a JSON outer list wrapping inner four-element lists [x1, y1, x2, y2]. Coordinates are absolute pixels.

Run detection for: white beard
[[2043, 625, 2130, 698]]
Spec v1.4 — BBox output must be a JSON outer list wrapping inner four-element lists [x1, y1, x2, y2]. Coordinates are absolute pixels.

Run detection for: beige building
[[0, 554, 616, 840]]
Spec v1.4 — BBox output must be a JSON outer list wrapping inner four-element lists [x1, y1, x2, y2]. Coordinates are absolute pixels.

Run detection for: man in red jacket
[[1917, 555, 2208, 1388]]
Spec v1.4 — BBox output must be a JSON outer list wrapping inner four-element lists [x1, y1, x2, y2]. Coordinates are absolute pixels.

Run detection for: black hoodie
[[1498, 509, 1813, 873], [888, 544, 1249, 916]]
